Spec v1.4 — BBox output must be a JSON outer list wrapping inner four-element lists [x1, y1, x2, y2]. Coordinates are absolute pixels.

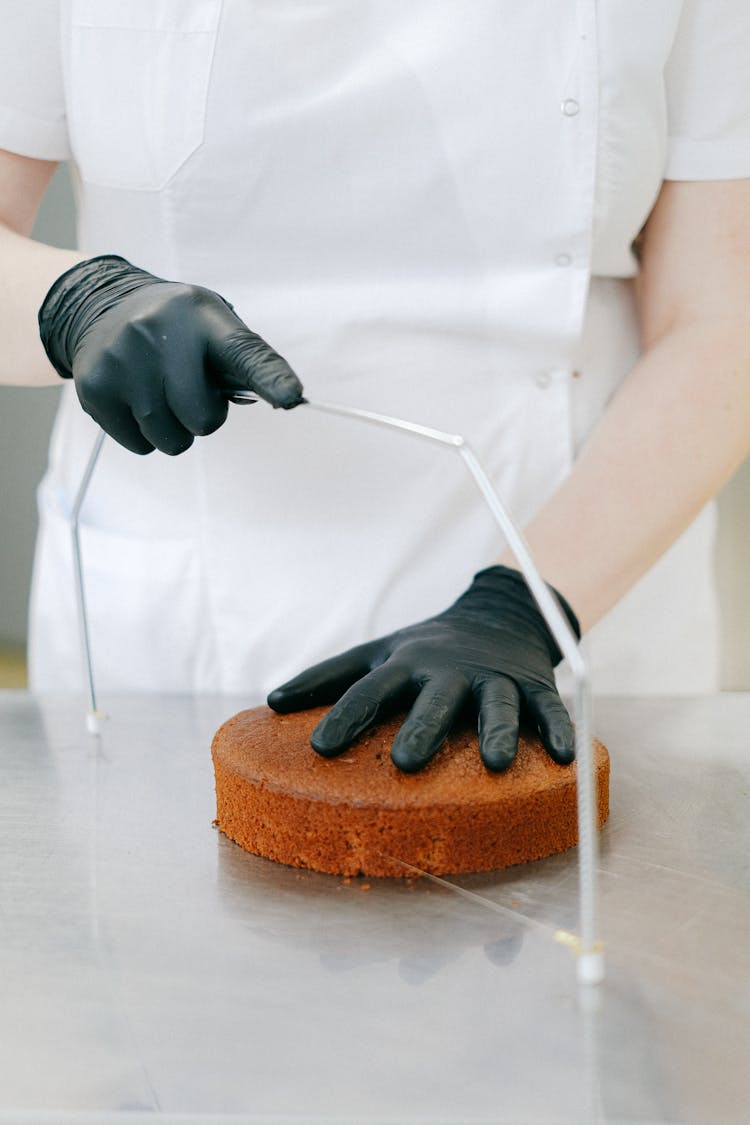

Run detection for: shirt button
[[555, 252, 572, 267], [535, 370, 551, 389], [561, 98, 580, 117]]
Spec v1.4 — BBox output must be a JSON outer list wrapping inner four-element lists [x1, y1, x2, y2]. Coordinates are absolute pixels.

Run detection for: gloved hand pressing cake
[[268, 565, 580, 773], [38, 255, 303, 454]]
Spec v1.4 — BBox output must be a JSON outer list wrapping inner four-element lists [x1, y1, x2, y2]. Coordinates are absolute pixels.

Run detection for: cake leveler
[[70, 397, 604, 986]]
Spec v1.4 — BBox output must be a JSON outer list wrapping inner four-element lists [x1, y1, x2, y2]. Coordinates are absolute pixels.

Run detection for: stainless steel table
[[1, 693, 748, 1125]]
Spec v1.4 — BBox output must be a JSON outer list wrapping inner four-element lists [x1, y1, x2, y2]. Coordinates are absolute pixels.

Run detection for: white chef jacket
[[2, 1, 750, 697]]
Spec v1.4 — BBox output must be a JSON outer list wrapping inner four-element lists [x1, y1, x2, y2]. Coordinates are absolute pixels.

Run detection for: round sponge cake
[[212, 705, 609, 878]]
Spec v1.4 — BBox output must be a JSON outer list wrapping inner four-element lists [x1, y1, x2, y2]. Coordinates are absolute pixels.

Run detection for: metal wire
[[70, 428, 106, 732], [70, 396, 604, 981]]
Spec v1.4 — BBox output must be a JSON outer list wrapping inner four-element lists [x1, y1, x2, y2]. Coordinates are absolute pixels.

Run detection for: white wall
[[0, 166, 70, 645], [716, 463, 750, 688], [2, 165, 749, 685]]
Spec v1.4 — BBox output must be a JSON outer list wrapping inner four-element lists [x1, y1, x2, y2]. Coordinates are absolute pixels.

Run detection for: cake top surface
[[212, 705, 607, 811]]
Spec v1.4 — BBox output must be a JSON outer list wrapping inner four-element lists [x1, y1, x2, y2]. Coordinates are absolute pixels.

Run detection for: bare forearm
[[0, 150, 84, 384], [499, 322, 750, 632], [0, 220, 83, 385]]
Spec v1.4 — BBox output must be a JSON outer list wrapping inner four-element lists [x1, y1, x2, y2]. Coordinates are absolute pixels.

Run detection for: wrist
[[38, 254, 161, 379], [471, 564, 581, 661]]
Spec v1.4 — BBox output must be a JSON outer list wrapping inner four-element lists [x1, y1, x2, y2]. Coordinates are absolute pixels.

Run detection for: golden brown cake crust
[[212, 705, 610, 878]]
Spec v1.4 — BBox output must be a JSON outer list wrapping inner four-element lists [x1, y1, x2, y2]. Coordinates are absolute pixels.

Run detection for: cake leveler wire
[[70, 396, 604, 985]]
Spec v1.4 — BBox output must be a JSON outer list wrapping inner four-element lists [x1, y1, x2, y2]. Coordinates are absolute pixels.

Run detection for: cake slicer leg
[[70, 427, 107, 735]]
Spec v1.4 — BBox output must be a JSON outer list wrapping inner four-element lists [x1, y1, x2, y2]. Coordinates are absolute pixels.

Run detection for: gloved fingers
[[73, 356, 155, 454], [75, 347, 195, 454], [389, 672, 470, 773], [267, 641, 382, 713], [309, 661, 413, 757], [206, 320, 303, 409], [132, 399, 196, 456], [164, 360, 229, 437], [79, 396, 155, 455], [475, 676, 521, 772], [521, 683, 575, 764]]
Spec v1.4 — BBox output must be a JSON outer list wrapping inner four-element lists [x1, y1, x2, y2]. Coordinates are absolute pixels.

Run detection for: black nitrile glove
[[268, 565, 580, 773], [38, 255, 303, 454]]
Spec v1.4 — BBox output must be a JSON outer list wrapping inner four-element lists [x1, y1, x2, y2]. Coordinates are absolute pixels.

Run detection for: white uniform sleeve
[[665, 0, 750, 180], [0, 0, 70, 161]]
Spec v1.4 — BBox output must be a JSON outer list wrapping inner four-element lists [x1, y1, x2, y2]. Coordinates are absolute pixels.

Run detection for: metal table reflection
[[1, 692, 748, 1124]]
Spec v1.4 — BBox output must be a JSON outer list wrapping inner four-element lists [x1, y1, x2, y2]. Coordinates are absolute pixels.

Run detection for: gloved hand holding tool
[[38, 254, 303, 454], [268, 564, 580, 773]]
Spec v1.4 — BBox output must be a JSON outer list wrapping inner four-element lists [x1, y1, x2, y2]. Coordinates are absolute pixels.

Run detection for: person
[[1, 2, 749, 770]]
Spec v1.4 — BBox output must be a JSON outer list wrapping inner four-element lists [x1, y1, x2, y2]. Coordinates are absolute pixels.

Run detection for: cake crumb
[[361, 883, 371, 892]]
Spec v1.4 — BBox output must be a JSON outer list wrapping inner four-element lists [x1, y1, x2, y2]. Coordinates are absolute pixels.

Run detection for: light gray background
[[1, 165, 749, 685], [0, 166, 71, 645]]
